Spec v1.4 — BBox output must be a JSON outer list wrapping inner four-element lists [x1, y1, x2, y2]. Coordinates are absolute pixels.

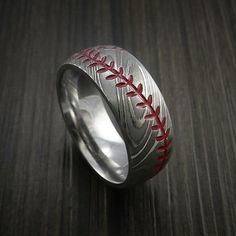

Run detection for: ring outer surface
[[57, 45, 173, 188]]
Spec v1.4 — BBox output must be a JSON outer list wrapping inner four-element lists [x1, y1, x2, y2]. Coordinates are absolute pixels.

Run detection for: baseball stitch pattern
[[75, 47, 172, 172]]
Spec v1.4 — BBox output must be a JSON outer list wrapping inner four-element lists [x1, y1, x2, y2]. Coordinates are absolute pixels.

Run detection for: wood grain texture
[[0, 0, 235, 235]]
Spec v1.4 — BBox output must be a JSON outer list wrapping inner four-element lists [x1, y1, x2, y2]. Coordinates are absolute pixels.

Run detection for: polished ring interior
[[57, 67, 129, 184]]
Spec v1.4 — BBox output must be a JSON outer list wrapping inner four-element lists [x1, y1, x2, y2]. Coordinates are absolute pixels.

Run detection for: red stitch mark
[[76, 47, 172, 173]]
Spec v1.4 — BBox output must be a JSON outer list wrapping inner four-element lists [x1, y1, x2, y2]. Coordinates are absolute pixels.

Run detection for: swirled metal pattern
[[57, 45, 173, 187]]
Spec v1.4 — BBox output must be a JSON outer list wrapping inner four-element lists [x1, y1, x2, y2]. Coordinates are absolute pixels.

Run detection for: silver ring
[[57, 45, 173, 187]]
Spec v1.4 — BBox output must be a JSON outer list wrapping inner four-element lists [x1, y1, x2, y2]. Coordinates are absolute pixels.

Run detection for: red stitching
[[76, 47, 172, 172]]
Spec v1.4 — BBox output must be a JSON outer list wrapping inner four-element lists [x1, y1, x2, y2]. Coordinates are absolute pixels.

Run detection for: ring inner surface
[[58, 68, 129, 184]]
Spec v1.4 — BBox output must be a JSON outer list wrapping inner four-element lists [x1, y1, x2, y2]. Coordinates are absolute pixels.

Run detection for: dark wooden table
[[0, 0, 235, 235]]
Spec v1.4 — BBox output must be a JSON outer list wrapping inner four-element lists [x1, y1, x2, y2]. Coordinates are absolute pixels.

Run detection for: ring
[[57, 45, 173, 187]]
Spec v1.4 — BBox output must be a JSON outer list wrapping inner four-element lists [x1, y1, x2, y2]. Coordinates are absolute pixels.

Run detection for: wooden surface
[[0, 0, 236, 235]]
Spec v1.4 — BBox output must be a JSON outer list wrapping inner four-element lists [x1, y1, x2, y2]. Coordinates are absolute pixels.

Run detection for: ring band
[[57, 45, 173, 187]]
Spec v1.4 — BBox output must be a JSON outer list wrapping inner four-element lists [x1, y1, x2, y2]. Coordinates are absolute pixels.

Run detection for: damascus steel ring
[[57, 45, 173, 187]]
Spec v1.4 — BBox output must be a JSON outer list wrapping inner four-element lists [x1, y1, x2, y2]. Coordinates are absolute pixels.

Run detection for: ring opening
[[57, 67, 129, 184]]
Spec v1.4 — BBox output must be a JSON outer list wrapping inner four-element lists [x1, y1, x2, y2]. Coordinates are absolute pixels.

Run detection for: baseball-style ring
[[57, 45, 173, 187]]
